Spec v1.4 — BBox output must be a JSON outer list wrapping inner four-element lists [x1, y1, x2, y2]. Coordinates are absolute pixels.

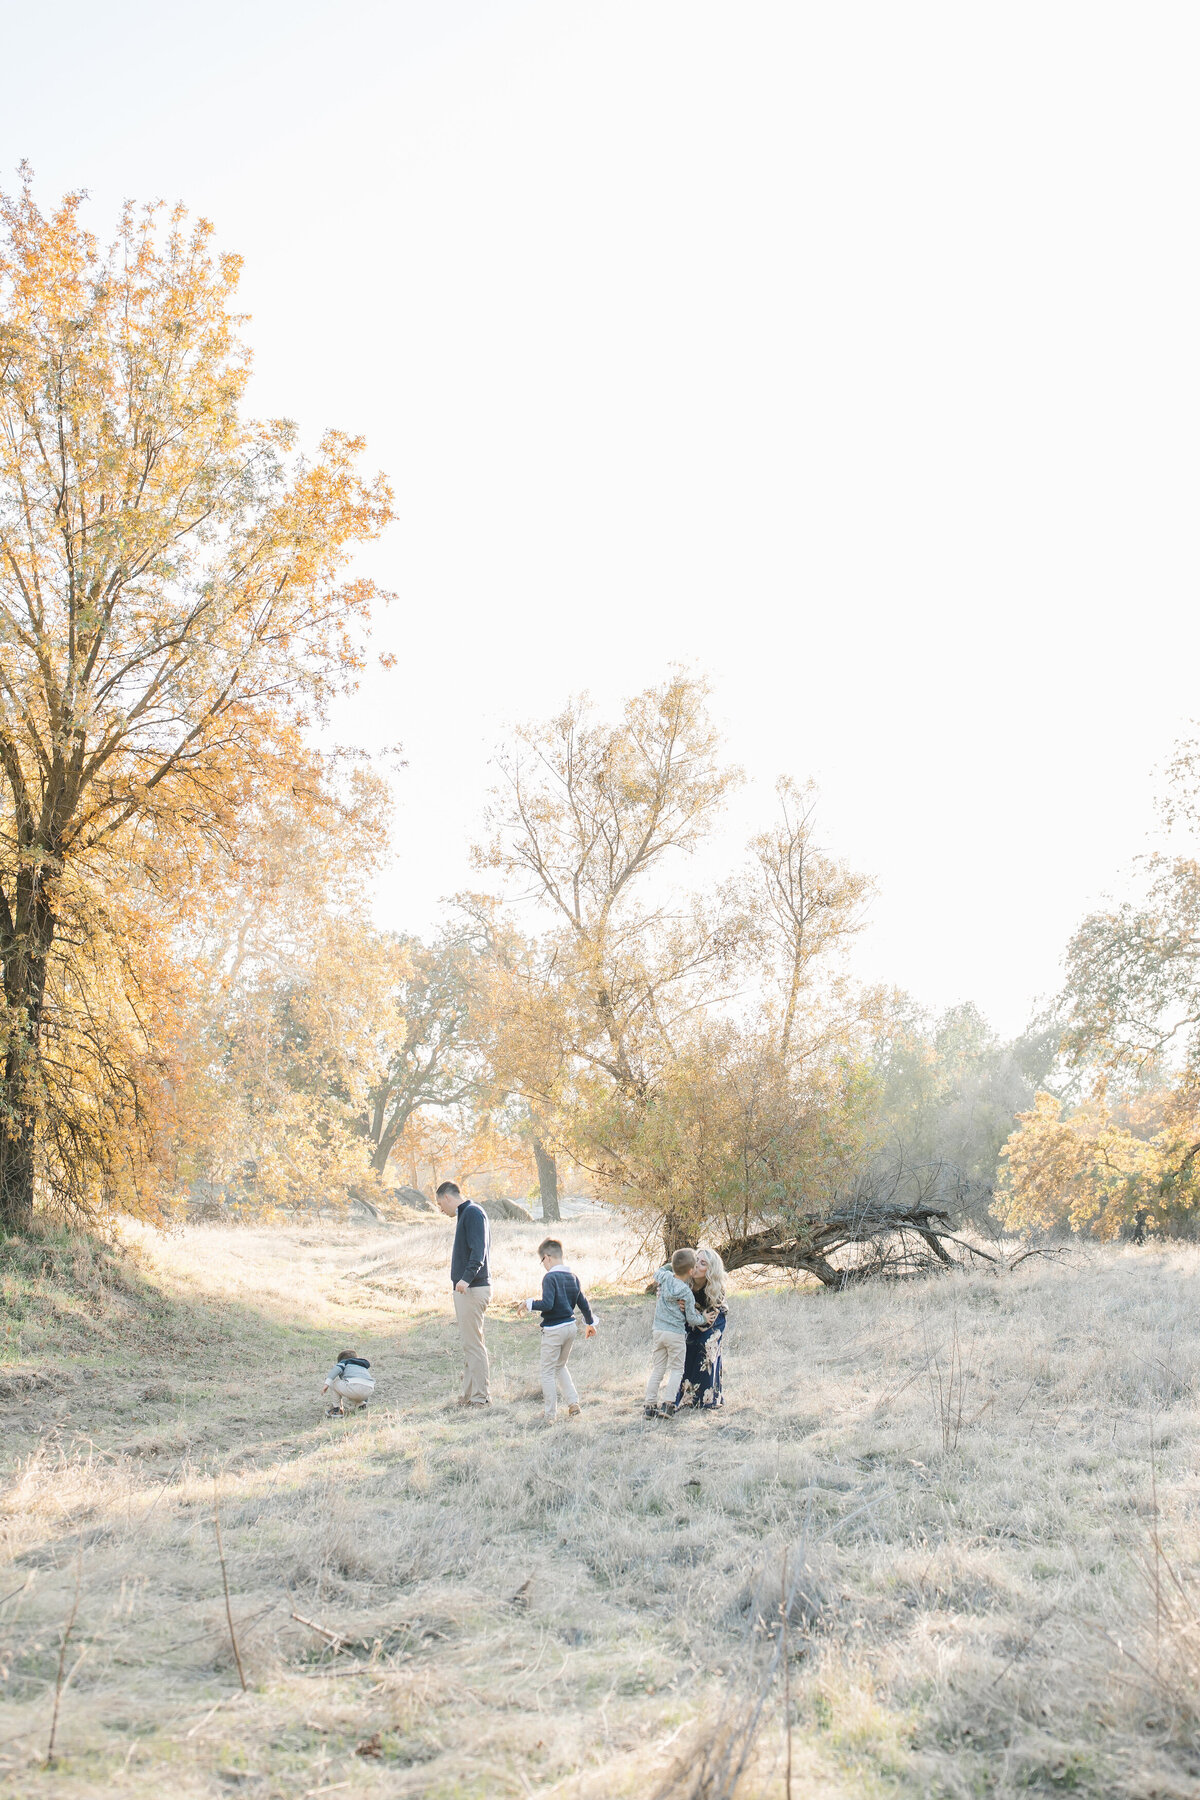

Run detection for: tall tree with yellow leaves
[[473, 676, 885, 1265], [474, 674, 742, 1247], [0, 175, 393, 1229]]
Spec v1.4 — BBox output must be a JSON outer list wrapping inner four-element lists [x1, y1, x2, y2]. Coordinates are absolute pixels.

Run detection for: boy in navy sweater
[[523, 1237, 597, 1422]]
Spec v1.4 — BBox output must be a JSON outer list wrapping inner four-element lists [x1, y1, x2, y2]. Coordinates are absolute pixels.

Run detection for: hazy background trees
[[869, 999, 1059, 1227], [456, 675, 1054, 1261], [0, 181, 1152, 1256], [172, 652, 1194, 1258], [998, 736, 1200, 1240]]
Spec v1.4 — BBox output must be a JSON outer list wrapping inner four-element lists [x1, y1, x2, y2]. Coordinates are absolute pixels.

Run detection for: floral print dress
[[675, 1282, 725, 1409]]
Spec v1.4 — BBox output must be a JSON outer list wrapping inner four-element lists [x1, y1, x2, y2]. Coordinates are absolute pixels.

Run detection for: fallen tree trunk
[[715, 1204, 962, 1288]]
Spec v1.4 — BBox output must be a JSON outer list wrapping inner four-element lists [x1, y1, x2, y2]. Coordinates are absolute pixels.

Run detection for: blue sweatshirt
[[526, 1264, 595, 1328], [450, 1200, 491, 1287]]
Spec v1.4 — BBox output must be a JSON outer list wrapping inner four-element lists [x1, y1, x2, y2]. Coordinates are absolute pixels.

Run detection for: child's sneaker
[[325, 1406, 344, 1418], [567, 1405, 581, 1418], [643, 1404, 660, 1419], [658, 1403, 678, 1418]]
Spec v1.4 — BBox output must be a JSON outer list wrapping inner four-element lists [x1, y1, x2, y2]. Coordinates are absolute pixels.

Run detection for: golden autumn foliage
[[999, 1092, 1155, 1239], [0, 174, 393, 1226], [470, 674, 884, 1254], [187, 918, 407, 1218], [998, 735, 1200, 1243], [999, 1083, 1200, 1240]]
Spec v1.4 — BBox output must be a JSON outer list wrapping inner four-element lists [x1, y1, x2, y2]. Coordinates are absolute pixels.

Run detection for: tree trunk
[[0, 933, 50, 1234], [368, 1081, 427, 1177], [533, 1138, 560, 1222], [663, 1210, 693, 1261], [914, 1226, 953, 1265], [714, 1203, 960, 1289], [716, 1230, 847, 1287], [0, 1116, 35, 1233]]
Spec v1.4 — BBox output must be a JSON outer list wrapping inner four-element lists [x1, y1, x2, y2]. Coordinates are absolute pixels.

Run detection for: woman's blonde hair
[[695, 1244, 727, 1307]]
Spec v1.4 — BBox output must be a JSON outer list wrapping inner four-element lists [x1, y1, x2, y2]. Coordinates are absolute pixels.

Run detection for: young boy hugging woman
[[644, 1248, 705, 1419]]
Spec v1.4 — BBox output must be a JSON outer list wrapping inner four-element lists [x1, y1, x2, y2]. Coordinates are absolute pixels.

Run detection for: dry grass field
[[2, 1213, 1200, 1798]]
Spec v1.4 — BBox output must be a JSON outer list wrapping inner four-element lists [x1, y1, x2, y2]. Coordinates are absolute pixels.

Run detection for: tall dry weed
[[655, 1540, 823, 1800], [1096, 1439, 1200, 1759], [6, 1223, 1200, 1796], [922, 1309, 993, 1451]]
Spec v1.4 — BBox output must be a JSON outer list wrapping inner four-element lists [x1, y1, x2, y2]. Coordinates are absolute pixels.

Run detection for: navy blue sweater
[[450, 1200, 491, 1287], [528, 1265, 594, 1328]]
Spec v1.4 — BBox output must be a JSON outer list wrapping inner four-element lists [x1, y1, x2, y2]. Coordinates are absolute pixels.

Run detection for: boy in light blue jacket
[[644, 1247, 705, 1418]]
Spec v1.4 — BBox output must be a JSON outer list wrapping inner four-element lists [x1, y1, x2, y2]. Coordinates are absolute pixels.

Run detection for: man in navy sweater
[[524, 1236, 596, 1422], [436, 1180, 492, 1406]]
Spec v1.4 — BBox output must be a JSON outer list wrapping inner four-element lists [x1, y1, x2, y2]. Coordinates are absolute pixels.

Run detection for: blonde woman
[[675, 1245, 726, 1410]]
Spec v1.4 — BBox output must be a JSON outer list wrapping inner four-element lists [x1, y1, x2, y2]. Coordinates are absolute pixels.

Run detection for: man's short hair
[[671, 1247, 697, 1275], [436, 1181, 461, 1199], [538, 1238, 564, 1262]]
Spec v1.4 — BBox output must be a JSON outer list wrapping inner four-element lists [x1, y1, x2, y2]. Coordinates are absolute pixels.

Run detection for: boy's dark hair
[[436, 1180, 461, 1199], [671, 1247, 697, 1275], [538, 1238, 564, 1262], [336, 1349, 359, 1362]]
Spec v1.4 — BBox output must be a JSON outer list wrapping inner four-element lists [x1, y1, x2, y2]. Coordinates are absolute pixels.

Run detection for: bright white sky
[[3, 0, 1197, 1036]]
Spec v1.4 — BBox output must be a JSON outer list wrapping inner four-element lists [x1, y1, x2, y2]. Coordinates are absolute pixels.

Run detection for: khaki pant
[[329, 1376, 373, 1410], [645, 1328, 686, 1406], [539, 1320, 579, 1418], [453, 1284, 492, 1402]]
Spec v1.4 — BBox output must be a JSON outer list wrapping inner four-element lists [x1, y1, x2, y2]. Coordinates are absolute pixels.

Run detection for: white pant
[[453, 1284, 492, 1401], [539, 1321, 579, 1418], [644, 1329, 686, 1405], [329, 1377, 373, 1410]]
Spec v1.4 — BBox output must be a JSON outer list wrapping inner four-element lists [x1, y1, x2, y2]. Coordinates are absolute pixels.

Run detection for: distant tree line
[[172, 668, 1062, 1270]]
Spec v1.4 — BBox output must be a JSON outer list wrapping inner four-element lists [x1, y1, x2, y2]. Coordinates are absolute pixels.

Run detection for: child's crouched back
[[324, 1350, 375, 1416]]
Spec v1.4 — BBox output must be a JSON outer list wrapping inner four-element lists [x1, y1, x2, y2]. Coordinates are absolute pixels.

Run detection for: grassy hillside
[[0, 1216, 1197, 1798]]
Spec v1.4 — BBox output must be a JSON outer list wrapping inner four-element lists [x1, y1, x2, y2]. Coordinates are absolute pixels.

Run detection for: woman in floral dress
[[675, 1245, 726, 1409]]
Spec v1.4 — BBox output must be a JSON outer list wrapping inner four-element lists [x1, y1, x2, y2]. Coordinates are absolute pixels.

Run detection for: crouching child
[[644, 1249, 705, 1418], [524, 1238, 597, 1422], [323, 1350, 375, 1417]]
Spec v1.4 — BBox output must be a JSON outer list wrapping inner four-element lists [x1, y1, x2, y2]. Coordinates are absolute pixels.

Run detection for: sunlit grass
[[1, 1219, 1199, 1796]]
